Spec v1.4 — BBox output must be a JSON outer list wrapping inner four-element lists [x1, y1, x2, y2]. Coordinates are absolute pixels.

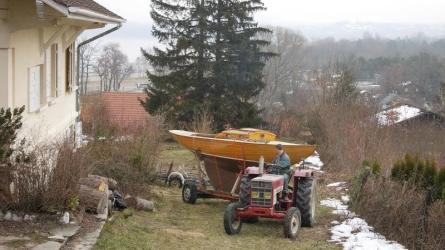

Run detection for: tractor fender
[[244, 166, 260, 175], [167, 171, 185, 185], [294, 169, 314, 178]]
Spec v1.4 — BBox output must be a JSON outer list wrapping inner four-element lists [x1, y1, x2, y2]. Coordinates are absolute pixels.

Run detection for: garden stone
[[59, 211, 69, 224], [12, 213, 22, 222], [4, 211, 12, 221]]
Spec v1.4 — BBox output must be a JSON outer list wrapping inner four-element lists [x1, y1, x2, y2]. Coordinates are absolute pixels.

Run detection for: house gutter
[[75, 23, 122, 120], [68, 7, 125, 24]]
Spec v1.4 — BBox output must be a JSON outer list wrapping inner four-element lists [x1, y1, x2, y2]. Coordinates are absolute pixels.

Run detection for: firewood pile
[[78, 175, 154, 218]]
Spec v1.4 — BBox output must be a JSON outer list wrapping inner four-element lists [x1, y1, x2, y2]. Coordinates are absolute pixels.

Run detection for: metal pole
[[75, 24, 122, 119]]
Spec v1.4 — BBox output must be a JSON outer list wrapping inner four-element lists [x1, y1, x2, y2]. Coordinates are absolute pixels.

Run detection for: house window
[[29, 64, 43, 112], [65, 43, 74, 93]]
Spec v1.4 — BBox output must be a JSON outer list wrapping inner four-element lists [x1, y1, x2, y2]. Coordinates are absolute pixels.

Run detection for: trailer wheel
[[283, 207, 301, 239], [296, 178, 316, 227], [169, 177, 183, 188], [182, 181, 198, 204], [224, 202, 243, 235], [239, 175, 251, 207]]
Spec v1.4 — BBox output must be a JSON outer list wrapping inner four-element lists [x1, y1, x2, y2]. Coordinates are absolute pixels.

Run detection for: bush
[[391, 154, 443, 200], [0, 106, 25, 164], [8, 140, 92, 212], [88, 115, 165, 196]]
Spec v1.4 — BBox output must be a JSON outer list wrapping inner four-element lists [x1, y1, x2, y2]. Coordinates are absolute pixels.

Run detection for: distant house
[[376, 104, 444, 127], [101, 92, 150, 132], [0, 0, 124, 143]]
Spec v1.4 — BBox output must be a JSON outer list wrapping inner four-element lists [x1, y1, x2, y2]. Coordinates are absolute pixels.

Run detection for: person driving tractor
[[268, 144, 291, 198]]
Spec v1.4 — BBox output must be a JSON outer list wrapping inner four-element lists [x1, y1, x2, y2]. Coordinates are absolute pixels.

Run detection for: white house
[[0, 0, 124, 143]]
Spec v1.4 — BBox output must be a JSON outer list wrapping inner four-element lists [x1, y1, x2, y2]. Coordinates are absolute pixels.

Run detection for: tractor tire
[[239, 175, 251, 207], [241, 216, 259, 223], [296, 178, 317, 227], [283, 207, 301, 239], [224, 202, 243, 235], [182, 181, 198, 204]]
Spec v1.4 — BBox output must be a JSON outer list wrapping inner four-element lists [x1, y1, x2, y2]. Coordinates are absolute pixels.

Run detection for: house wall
[[9, 26, 79, 143], [0, 0, 10, 108]]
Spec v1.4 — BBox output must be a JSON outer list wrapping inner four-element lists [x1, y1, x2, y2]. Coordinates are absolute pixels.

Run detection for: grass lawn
[[94, 142, 340, 250]]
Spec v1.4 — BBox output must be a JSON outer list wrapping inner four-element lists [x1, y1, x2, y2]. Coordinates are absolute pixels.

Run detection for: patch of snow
[[376, 105, 422, 126], [297, 152, 324, 171], [327, 182, 346, 187], [322, 185, 406, 250], [59, 212, 70, 224]]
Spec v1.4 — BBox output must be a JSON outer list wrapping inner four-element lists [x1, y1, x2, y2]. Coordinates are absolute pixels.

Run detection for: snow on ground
[[321, 182, 406, 250], [298, 152, 324, 171], [326, 182, 346, 187], [376, 105, 422, 126]]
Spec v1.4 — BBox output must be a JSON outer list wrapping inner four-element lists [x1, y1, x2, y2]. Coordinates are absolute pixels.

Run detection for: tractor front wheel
[[239, 175, 251, 207], [283, 207, 301, 239], [224, 202, 243, 235], [296, 178, 317, 227], [182, 181, 198, 204]]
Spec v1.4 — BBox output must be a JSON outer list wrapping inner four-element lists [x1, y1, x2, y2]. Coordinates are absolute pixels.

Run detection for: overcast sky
[[88, 0, 445, 60]]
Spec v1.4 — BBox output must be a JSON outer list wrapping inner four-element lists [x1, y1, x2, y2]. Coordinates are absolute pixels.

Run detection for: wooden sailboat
[[169, 129, 316, 165], [170, 129, 316, 194]]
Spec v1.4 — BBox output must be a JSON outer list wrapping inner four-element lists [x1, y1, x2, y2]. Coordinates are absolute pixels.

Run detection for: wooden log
[[79, 178, 107, 192], [88, 175, 118, 191], [125, 196, 154, 211], [79, 184, 108, 214]]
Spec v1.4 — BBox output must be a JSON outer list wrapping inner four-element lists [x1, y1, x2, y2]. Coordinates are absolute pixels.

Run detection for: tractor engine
[[250, 174, 284, 207]]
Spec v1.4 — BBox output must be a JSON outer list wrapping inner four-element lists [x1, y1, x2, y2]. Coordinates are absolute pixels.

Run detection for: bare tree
[[134, 56, 150, 78], [78, 40, 98, 95], [94, 43, 133, 92], [259, 27, 306, 111]]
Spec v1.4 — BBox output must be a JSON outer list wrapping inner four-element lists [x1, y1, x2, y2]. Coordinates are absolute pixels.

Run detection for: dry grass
[[94, 186, 339, 250]]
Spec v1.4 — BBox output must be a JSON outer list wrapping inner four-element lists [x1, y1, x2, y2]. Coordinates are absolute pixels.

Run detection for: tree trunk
[[79, 184, 108, 214], [125, 196, 154, 211]]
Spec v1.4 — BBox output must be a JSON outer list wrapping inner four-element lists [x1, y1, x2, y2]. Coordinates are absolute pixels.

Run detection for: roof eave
[[68, 7, 126, 24]]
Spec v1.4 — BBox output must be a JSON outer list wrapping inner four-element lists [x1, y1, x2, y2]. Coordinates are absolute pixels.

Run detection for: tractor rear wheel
[[296, 178, 316, 227], [182, 181, 198, 204], [224, 202, 243, 235], [283, 207, 301, 239], [239, 175, 251, 207]]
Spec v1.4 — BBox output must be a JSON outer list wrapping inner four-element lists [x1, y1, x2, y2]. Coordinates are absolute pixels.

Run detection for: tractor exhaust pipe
[[259, 156, 264, 175]]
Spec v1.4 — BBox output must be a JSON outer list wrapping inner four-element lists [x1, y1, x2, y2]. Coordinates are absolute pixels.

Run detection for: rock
[[24, 214, 32, 221], [12, 213, 22, 222], [4, 211, 12, 221], [59, 212, 70, 224]]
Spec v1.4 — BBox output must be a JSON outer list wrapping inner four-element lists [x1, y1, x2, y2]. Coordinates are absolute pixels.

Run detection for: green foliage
[[142, 0, 273, 130], [0, 106, 25, 164], [67, 196, 80, 211], [331, 68, 357, 104], [349, 160, 381, 209], [435, 168, 445, 200], [391, 154, 444, 200]]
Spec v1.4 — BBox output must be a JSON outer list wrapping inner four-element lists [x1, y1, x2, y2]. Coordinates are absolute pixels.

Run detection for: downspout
[[75, 24, 122, 121]]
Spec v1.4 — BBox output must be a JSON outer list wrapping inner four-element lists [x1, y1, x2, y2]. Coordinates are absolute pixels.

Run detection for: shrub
[[0, 106, 25, 164], [8, 140, 92, 212], [88, 115, 165, 196]]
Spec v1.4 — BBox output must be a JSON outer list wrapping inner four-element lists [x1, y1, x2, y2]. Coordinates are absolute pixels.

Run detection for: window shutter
[[29, 65, 41, 112]]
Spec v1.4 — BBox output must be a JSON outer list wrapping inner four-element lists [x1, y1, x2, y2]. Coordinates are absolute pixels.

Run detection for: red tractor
[[223, 164, 316, 239]]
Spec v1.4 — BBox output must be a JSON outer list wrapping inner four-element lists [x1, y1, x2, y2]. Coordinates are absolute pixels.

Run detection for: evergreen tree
[[142, 0, 272, 129], [142, 0, 212, 124]]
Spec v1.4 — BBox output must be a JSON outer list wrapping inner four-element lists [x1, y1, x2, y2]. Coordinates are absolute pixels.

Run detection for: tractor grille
[[251, 181, 273, 207]]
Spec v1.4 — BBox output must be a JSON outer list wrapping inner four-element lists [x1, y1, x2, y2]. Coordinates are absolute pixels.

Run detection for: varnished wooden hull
[[170, 130, 316, 193], [170, 130, 315, 165]]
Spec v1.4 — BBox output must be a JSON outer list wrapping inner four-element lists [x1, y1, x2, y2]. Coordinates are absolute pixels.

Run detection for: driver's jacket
[[271, 152, 291, 175]]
